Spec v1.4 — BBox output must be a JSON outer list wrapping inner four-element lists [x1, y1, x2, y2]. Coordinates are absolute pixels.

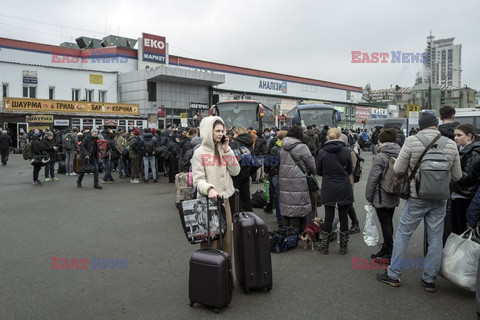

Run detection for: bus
[[363, 118, 407, 132], [454, 108, 480, 133], [286, 104, 340, 129], [209, 100, 274, 132]]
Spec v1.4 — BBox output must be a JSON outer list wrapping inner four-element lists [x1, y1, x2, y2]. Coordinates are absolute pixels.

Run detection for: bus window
[[215, 102, 259, 130]]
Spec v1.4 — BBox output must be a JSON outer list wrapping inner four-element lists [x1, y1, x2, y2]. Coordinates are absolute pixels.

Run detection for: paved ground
[[0, 152, 476, 320]]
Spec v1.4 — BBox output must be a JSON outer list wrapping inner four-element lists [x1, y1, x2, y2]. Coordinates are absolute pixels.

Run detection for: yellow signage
[[26, 115, 54, 123], [4, 98, 140, 116], [407, 104, 420, 118], [180, 112, 188, 118], [89, 74, 104, 85]]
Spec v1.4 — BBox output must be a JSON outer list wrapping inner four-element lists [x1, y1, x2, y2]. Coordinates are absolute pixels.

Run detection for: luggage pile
[[180, 190, 273, 313]]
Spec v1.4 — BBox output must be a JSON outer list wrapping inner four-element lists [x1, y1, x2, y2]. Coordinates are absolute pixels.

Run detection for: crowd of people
[[2, 104, 480, 294]]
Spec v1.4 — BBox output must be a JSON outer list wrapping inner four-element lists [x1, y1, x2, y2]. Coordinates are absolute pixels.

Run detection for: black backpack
[[144, 139, 155, 156]]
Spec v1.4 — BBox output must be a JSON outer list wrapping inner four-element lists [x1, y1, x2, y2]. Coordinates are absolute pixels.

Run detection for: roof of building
[[0, 37, 363, 93]]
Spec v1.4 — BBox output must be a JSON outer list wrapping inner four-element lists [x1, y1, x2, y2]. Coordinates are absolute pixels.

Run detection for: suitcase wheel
[[214, 308, 221, 314], [189, 301, 194, 307]]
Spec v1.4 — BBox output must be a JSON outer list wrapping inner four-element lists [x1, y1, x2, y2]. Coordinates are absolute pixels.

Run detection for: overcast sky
[[1, 0, 479, 91]]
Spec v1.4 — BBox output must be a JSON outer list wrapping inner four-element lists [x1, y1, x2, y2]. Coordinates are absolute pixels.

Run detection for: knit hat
[[133, 128, 140, 136], [151, 128, 156, 134], [378, 128, 397, 143], [418, 112, 439, 130], [46, 132, 54, 137]]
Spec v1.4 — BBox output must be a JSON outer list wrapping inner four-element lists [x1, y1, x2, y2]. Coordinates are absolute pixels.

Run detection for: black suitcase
[[189, 197, 233, 314], [57, 161, 66, 174], [233, 190, 273, 293], [234, 211, 273, 293]]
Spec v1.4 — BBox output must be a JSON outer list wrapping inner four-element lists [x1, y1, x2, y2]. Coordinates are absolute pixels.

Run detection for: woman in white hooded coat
[[192, 116, 240, 257]]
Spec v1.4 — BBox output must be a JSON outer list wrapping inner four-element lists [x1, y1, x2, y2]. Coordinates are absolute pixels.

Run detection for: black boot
[[348, 222, 360, 234], [382, 245, 393, 264], [340, 231, 349, 254], [371, 243, 387, 259], [319, 231, 331, 255]]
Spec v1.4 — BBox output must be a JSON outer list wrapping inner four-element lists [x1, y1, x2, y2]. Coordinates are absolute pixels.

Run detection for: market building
[[0, 32, 365, 146]]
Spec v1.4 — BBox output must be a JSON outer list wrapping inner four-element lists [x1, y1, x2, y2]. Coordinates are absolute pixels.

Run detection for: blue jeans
[[104, 158, 113, 180], [143, 156, 157, 180], [44, 161, 55, 179], [118, 157, 129, 177], [272, 175, 281, 222], [388, 198, 447, 283]]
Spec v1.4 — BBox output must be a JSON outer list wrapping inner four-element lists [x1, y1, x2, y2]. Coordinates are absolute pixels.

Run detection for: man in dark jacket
[[31, 132, 44, 184], [319, 125, 329, 149], [304, 125, 320, 156], [142, 129, 158, 183], [438, 105, 459, 141], [77, 129, 102, 189], [41, 131, 59, 181], [0, 130, 12, 165], [230, 126, 255, 212]]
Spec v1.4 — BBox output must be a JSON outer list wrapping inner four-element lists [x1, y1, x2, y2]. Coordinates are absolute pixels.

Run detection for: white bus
[[453, 108, 480, 133]]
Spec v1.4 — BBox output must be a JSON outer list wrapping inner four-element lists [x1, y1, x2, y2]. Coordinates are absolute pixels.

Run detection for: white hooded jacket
[[192, 116, 240, 198]]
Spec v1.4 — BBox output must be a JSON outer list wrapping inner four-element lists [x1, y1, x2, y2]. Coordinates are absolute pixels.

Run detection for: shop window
[[72, 118, 81, 126], [49, 87, 55, 100], [119, 120, 126, 126], [72, 89, 80, 101], [95, 119, 103, 125], [86, 89, 94, 102], [23, 86, 36, 98], [99, 91, 107, 102], [2, 83, 8, 98]]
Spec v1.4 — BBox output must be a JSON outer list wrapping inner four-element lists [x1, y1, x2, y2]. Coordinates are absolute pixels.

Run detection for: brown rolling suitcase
[[233, 190, 273, 293], [188, 197, 233, 314]]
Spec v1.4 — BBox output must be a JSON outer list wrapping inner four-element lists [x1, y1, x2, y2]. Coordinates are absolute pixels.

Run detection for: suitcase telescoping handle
[[206, 195, 225, 250]]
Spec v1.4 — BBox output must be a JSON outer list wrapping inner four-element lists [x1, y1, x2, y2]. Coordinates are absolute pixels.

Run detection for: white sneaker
[[130, 179, 136, 184], [70, 172, 77, 176], [45, 178, 51, 182], [133, 179, 140, 184], [66, 173, 70, 176]]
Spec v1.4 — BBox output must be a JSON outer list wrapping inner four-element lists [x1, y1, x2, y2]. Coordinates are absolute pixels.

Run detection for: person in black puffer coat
[[450, 124, 480, 234], [42, 131, 59, 181], [316, 128, 353, 255], [177, 129, 192, 172], [0, 130, 12, 165], [31, 132, 45, 184], [229, 126, 254, 212]]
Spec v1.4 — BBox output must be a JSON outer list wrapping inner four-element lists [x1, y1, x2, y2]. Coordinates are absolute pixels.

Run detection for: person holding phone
[[192, 117, 240, 257]]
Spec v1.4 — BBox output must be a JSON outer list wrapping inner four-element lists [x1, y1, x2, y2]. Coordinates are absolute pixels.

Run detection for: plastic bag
[[263, 179, 270, 203], [363, 205, 379, 246], [440, 229, 480, 291]]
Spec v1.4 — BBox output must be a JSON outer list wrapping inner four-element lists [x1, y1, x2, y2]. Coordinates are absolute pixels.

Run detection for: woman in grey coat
[[279, 126, 316, 232], [365, 128, 401, 261]]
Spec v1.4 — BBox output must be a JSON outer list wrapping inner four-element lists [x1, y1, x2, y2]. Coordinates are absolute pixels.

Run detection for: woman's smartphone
[[220, 135, 226, 144]]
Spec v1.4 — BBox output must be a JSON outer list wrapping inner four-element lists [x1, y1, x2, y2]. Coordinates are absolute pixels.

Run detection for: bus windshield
[[299, 108, 335, 128], [217, 102, 258, 130]]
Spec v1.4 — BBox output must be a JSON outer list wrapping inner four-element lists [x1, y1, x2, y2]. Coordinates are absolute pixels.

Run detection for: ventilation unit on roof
[[75, 37, 103, 49], [60, 42, 80, 49], [101, 35, 137, 49]]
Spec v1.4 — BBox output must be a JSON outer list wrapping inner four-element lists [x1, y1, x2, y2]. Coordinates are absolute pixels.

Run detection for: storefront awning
[[145, 65, 225, 86]]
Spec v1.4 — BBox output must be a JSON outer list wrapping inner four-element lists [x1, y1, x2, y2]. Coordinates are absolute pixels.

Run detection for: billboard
[[142, 33, 166, 64]]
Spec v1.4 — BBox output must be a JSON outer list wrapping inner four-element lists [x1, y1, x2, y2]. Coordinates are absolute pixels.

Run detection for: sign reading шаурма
[[4, 98, 140, 116]]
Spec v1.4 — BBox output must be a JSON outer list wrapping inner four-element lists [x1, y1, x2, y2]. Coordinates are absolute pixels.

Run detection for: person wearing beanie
[[41, 131, 59, 182], [133, 128, 141, 136], [365, 127, 401, 263], [418, 112, 439, 131], [376, 114, 462, 291], [31, 130, 45, 184]]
